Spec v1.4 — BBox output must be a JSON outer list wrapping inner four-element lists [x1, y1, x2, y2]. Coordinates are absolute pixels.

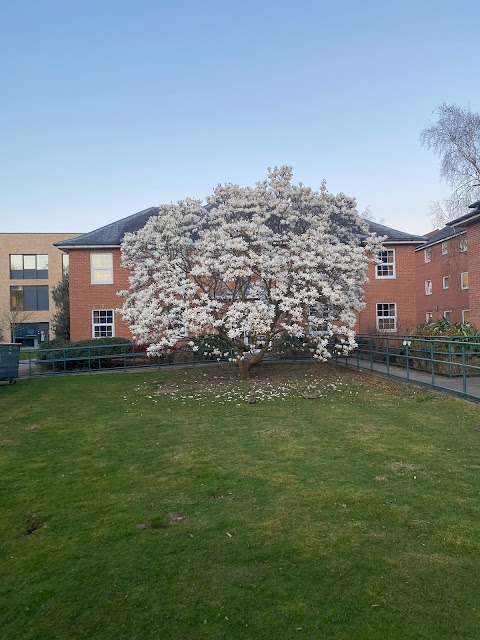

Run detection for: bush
[[38, 337, 133, 370], [410, 321, 480, 376], [187, 335, 234, 361], [412, 319, 479, 340]]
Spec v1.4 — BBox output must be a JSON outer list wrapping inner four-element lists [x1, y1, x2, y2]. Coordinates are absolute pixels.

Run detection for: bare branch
[[421, 103, 480, 222]]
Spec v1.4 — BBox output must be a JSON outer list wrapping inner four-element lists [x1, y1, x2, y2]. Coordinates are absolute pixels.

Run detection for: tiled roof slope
[[415, 225, 466, 251], [55, 207, 426, 248], [446, 200, 480, 227], [364, 220, 426, 243], [55, 207, 160, 247]]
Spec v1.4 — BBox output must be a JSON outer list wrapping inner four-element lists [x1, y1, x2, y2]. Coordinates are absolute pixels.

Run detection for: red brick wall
[[415, 235, 469, 325], [69, 242, 426, 342], [357, 244, 418, 334], [69, 248, 134, 341], [466, 224, 480, 326]]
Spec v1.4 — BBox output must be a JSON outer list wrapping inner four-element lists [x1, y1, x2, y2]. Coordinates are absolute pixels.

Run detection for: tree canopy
[[119, 167, 383, 376], [51, 272, 70, 340], [421, 102, 480, 225]]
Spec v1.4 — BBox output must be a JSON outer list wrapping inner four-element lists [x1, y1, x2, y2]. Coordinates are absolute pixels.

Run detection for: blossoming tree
[[119, 167, 383, 377]]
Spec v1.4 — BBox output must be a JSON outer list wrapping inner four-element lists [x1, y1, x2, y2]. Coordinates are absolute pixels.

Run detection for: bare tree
[[0, 307, 33, 343], [421, 103, 480, 226], [360, 205, 386, 225]]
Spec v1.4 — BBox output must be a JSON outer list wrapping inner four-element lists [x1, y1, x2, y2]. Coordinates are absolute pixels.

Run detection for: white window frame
[[426, 312, 433, 323], [92, 309, 115, 338], [460, 236, 468, 252], [425, 280, 432, 295], [443, 310, 451, 322], [442, 275, 449, 290], [441, 241, 448, 255], [424, 247, 431, 263], [461, 272, 469, 290], [308, 303, 331, 336], [462, 309, 470, 324], [376, 249, 396, 279], [90, 253, 113, 284], [376, 302, 397, 332]]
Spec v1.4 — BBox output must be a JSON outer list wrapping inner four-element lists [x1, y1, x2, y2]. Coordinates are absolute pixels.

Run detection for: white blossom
[[119, 167, 384, 376]]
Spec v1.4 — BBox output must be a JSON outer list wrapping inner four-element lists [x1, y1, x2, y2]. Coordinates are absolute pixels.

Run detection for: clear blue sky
[[1, 0, 478, 235]]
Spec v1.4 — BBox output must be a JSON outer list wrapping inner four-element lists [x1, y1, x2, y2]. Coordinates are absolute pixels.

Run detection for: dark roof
[[364, 220, 426, 243], [414, 225, 466, 251], [55, 206, 426, 249], [446, 200, 480, 227], [54, 207, 160, 248]]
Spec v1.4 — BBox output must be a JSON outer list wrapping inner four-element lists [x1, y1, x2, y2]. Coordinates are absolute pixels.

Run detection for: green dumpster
[[0, 343, 21, 384]]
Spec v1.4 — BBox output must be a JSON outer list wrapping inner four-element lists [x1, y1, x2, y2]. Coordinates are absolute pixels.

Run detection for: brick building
[[56, 208, 427, 342], [415, 226, 469, 325], [55, 209, 158, 342], [437, 199, 480, 327], [0, 233, 81, 344], [357, 224, 426, 334]]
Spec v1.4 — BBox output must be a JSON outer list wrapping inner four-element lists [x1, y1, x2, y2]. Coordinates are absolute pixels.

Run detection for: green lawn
[[1, 363, 480, 639]]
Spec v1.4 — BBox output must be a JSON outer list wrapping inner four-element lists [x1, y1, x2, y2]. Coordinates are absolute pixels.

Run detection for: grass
[[19, 350, 37, 361], [1, 362, 480, 639]]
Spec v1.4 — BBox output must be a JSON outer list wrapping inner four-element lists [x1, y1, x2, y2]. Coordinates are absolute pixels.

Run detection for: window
[[308, 303, 331, 335], [443, 276, 449, 289], [10, 285, 49, 311], [460, 236, 468, 252], [91, 253, 113, 284], [424, 247, 431, 263], [462, 309, 471, 324], [10, 254, 48, 279], [62, 254, 69, 276], [426, 312, 433, 323], [461, 272, 469, 290], [441, 241, 448, 255], [425, 280, 432, 295], [376, 303, 396, 332], [376, 249, 395, 278], [92, 309, 114, 337], [13, 322, 49, 346], [443, 310, 451, 322]]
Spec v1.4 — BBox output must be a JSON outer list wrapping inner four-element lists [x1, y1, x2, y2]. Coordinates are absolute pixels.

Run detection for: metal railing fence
[[16, 335, 480, 400], [332, 334, 480, 399], [18, 340, 313, 378]]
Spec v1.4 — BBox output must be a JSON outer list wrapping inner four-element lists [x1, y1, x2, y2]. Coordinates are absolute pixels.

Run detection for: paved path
[[336, 355, 480, 400]]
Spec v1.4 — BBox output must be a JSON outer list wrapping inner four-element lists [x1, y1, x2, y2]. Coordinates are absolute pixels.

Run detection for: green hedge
[[37, 337, 133, 370]]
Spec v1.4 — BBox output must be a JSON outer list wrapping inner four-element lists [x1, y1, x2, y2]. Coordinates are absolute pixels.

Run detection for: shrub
[[410, 321, 480, 376], [38, 337, 133, 370], [412, 319, 479, 339]]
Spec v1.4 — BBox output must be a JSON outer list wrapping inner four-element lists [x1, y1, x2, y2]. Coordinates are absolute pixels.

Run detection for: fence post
[[448, 341, 452, 378], [405, 341, 410, 381], [370, 338, 373, 371], [386, 337, 390, 375], [430, 342, 435, 387], [462, 345, 467, 396]]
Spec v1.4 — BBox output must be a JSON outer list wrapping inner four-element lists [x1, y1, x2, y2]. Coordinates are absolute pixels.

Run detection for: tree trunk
[[238, 358, 253, 379]]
